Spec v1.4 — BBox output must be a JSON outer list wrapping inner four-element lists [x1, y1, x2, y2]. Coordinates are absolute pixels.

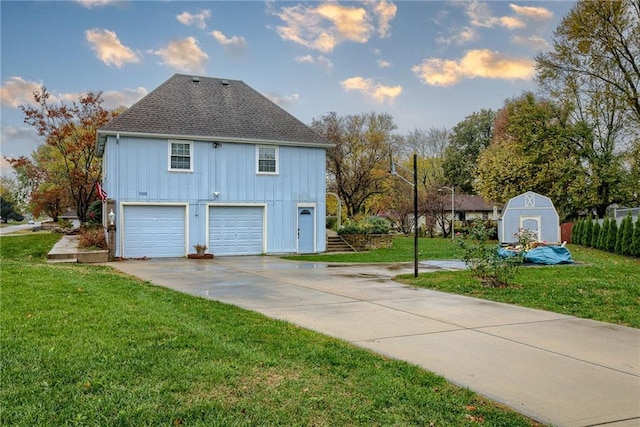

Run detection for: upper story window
[[169, 140, 193, 172], [257, 145, 278, 174]]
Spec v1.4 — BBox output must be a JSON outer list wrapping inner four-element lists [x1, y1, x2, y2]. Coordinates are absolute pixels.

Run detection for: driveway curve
[[112, 256, 640, 427]]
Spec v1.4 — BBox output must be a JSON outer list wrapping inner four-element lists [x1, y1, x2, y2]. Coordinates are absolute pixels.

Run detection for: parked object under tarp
[[498, 245, 573, 265]]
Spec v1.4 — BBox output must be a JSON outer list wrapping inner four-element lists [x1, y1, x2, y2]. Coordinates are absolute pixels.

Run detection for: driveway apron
[[112, 256, 640, 427]]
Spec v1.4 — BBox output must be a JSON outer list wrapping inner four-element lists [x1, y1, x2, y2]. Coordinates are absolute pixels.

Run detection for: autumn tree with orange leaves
[[18, 88, 118, 222]]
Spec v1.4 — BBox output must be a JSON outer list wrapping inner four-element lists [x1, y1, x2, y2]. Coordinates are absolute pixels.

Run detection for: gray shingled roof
[[98, 74, 331, 150]]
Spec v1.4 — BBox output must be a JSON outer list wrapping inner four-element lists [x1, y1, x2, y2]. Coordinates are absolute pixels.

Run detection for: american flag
[[96, 181, 108, 201]]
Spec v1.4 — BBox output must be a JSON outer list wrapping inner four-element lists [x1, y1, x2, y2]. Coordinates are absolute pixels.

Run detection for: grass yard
[[1, 234, 537, 426], [284, 236, 462, 262], [398, 244, 640, 328], [291, 236, 640, 328]]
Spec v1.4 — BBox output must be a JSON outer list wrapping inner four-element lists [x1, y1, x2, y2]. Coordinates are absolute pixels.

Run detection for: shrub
[[615, 218, 625, 254], [607, 219, 618, 252], [326, 216, 337, 230], [621, 213, 634, 255], [458, 220, 521, 287], [591, 222, 601, 249], [87, 200, 103, 225], [78, 226, 107, 249], [597, 218, 609, 250], [572, 220, 581, 245], [631, 216, 640, 257], [338, 217, 390, 235], [584, 216, 593, 247]]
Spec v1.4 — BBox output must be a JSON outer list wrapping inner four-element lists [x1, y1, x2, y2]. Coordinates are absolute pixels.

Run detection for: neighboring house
[[456, 195, 500, 222], [59, 209, 81, 229], [498, 191, 560, 243], [97, 74, 333, 258]]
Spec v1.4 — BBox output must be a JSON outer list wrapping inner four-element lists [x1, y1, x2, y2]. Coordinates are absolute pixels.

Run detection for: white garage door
[[209, 206, 264, 255], [123, 205, 186, 258]]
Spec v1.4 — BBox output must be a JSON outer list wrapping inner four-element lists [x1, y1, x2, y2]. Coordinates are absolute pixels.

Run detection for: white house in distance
[[97, 74, 333, 258], [498, 191, 560, 243]]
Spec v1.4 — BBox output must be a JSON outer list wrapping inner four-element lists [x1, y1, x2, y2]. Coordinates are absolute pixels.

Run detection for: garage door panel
[[209, 207, 263, 255], [124, 205, 186, 258]]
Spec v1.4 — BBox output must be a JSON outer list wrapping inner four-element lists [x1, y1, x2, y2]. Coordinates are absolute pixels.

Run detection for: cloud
[[76, 0, 116, 9], [263, 92, 300, 109], [0, 77, 45, 108], [511, 35, 549, 50], [274, 2, 382, 52], [371, 0, 397, 38], [510, 4, 553, 21], [210, 30, 247, 53], [465, 1, 525, 29], [150, 37, 208, 74], [341, 76, 402, 104], [412, 49, 534, 86], [86, 29, 140, 68], [177, 10, 211, 30], [102, 87, 148, 109], [295, 54, 333, 73], [377, 59, 392, 68], [436, 26, 477, 46]]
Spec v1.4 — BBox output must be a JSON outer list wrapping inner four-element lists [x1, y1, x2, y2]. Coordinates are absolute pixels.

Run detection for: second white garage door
[[123, 205, 186, 258], [209, 206, 264, 255]]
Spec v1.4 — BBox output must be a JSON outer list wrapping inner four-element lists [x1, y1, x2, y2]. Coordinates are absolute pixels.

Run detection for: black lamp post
[[391, 153, 419, 278]]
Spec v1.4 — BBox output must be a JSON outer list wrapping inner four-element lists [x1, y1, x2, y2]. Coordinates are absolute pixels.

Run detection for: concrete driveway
[[112, 256, 640, 427]]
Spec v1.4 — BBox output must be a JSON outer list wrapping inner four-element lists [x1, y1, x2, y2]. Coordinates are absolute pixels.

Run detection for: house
[[97, 74, 333, 258], [498, 191, 560, 243], [455, 195, 500, 222]]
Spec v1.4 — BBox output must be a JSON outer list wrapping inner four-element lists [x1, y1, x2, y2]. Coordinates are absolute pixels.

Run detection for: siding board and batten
[[498, 191, 560, 243], [98, 74, 332, 258]]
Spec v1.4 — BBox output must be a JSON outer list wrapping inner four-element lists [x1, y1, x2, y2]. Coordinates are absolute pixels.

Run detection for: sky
[[0, 0, 577, 177]]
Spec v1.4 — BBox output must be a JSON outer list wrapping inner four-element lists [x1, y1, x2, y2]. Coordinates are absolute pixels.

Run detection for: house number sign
[[138, 192, 148, 197]]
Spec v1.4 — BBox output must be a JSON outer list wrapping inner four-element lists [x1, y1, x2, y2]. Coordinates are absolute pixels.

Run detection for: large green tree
[[536, 0, 640, 216], [536, 0, 639, 125], [311, 112, 396, 217], [475, 93, 582, 219], [20, 88, 117, 222], [443, 109, 496, 194]]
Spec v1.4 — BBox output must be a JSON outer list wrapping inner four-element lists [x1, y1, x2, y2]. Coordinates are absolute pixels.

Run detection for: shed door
[[209, 206, 264, 255], [520, 216, 541, 242], [123, 205, 186, 258]]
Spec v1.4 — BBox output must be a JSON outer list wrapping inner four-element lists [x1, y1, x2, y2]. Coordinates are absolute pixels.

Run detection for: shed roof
[[97, 74, 332, 154]]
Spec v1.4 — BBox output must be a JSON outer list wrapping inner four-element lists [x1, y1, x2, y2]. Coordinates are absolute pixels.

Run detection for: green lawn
[[284, 235, 462, 262], [289, 236, 640, 328], [1, 234, 538, 426]]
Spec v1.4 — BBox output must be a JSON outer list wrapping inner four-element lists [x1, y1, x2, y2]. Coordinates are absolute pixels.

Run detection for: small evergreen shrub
[[631, 216, 640, 257], [621, 214, 634, 255], [584, 216, 593, 247], [572, 220, 582, 245], [87, 200, 103, 225], [597, 218, 609, 250], [615, 218, 625, 254], [591, 222, 601, 249], [607, 220, 618, 252]]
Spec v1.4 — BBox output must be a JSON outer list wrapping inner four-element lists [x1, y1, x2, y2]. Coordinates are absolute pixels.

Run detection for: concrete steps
[[47, 235, 108, 263], [326, 235, 356, 253]]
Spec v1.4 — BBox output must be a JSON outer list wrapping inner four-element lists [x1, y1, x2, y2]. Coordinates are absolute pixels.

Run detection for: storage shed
[[498, 191, 560, 243]]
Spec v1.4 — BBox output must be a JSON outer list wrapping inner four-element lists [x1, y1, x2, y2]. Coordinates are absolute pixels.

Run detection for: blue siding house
[[97, 74, 332, 258], [498, 191, 560, 243]]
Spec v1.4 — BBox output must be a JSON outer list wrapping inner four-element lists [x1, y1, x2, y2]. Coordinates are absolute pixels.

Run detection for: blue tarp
[[498, 246, 573, 265]]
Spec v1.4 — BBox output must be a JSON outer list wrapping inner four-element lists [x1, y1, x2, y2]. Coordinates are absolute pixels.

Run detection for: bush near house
[[78, 224, 107, 249]]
